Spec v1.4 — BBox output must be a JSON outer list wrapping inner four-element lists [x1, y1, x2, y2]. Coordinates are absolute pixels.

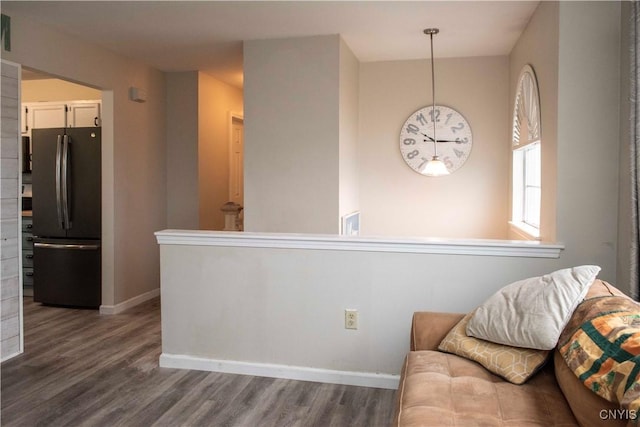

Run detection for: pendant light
[[422, 28, 449, 177]]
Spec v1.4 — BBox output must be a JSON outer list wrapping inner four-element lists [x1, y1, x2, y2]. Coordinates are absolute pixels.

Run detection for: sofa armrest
[[411, 312, 465, 351]]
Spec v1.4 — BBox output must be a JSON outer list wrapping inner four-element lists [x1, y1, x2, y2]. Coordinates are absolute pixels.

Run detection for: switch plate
[[345, 309, 358, 330]]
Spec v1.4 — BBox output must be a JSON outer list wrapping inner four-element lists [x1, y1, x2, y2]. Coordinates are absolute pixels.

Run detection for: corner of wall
[[339, 37, 360, 225], [165, 72, 200, 230]]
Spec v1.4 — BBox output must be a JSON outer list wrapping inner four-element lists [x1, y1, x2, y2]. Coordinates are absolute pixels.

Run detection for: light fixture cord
[[430, 32, 437, 158]]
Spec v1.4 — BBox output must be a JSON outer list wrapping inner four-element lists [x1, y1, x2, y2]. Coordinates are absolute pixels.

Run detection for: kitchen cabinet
[[67, 101, 101, 128], [22, 100, 101, 136], [22, 215, 34, 297], [23, 102, 67, 134]]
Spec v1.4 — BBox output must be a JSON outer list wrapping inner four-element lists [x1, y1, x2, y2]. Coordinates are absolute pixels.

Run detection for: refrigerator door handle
[[55, 135, 64, 229], [34, 242, 100, 251], [62, 134, 72, 230]]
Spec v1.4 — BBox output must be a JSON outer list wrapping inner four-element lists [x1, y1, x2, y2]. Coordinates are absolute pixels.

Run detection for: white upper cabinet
[[67, 101, 101, 128], [24, 102, 67, 133], [22, 100, 101, 136]]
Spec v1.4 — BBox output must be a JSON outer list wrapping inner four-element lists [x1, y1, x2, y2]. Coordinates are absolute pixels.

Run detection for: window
[[511, 65, 541, 239], [512, 143, 540, 235]]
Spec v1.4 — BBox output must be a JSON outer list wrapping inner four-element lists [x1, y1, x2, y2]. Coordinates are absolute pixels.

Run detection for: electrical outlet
[[345, 309, 358, 330]]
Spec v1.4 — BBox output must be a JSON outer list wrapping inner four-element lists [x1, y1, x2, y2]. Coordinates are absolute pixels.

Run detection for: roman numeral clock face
[[399, 105, 473, 175]]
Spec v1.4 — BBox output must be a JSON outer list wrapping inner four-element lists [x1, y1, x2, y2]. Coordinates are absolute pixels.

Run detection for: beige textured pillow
[[438, 312, 549, 384], [466, 265, 601, 350]]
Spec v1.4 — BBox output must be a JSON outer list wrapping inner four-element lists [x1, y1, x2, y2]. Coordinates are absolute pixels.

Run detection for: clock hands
[[420, 132, 460, 144], [420, 132, 433, 141]]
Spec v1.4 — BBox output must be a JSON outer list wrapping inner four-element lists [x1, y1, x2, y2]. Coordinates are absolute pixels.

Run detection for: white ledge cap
[[155, 230, 564, 259]]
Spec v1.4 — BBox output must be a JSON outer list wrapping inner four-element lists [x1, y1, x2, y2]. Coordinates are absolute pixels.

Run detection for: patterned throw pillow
[[558, 295, 640, 411], [438, 312, 550, 384]]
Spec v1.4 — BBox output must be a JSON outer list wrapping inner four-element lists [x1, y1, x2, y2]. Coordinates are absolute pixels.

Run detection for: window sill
[[509, 221, 541, 241]]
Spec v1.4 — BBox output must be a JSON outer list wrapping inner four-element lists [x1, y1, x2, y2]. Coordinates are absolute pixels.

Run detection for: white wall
[[339, 39, 360, 226], [166, 72, 199, 229], [243, 35, 341, 234], [3, 11, 167, 306], [157, 233, 565, 386], [555, 1, 621, 282], [22, 78, 101, 102], [507, 1, 621, 283], [359, 56, 510, 239]]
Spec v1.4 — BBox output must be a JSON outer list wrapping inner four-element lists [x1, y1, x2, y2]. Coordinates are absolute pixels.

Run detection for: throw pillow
[[465, 265, 601, 350], [558, 295, 640, 419], [438, 312, 549, 384]]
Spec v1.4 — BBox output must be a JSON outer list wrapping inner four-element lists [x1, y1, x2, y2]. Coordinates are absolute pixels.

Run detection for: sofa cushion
[[584, 279, 627, 300], [411, 311, 465, 351], [466, 265, 601, 350], [394, 350, 579, 427], [438, 312, 549, 384]]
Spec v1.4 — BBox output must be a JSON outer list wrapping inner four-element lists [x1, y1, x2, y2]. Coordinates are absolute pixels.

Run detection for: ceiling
[[4, 1, 540, 88]]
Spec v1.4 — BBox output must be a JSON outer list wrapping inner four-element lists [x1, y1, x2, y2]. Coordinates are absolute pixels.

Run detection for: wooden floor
[[1, 298, 397, 426]]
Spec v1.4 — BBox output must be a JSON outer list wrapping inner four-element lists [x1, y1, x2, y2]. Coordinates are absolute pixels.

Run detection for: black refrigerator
[[31, 127, 101, 308]]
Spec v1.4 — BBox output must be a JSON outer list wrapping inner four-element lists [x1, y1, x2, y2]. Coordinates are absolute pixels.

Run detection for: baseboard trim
[[100, 288, 160, 315], [1, 350, 22, 363], [159, 353, 400, 390]]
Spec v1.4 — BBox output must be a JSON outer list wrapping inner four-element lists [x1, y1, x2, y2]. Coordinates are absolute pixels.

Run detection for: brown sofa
[[393, 280, 631, 427]]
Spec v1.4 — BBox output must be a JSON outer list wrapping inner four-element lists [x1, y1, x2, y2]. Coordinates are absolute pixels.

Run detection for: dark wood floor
[[1, 297, 397, 426]]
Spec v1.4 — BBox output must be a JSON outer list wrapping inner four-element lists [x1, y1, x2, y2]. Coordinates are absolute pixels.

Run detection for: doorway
[[229, 114, 244, 207], [20, 70, 103, 304]]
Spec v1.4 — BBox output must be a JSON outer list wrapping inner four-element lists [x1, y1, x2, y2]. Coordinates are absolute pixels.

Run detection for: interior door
[[229, 117, 244, 206]]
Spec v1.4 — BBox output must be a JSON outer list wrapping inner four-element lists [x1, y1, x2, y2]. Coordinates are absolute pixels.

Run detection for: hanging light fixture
[[421, 28, 449, 177]]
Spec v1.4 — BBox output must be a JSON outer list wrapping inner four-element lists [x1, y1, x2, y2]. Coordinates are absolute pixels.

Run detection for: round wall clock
[[399, 105, 473, 175], [513, 65, 541, 147]]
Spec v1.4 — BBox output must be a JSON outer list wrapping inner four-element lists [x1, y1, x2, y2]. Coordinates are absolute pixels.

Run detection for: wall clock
[[399, 105, 473, 175], [513, 64, 541, 146]]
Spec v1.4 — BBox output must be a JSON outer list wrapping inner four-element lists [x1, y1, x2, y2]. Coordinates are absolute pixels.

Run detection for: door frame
[[0, 59, 24, 361]]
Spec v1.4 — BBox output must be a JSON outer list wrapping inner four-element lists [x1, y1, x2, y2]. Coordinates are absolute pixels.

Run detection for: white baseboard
[[159, 353, 400, 390], [100, 288, 160, 315], [1, 350, 22, 363]]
